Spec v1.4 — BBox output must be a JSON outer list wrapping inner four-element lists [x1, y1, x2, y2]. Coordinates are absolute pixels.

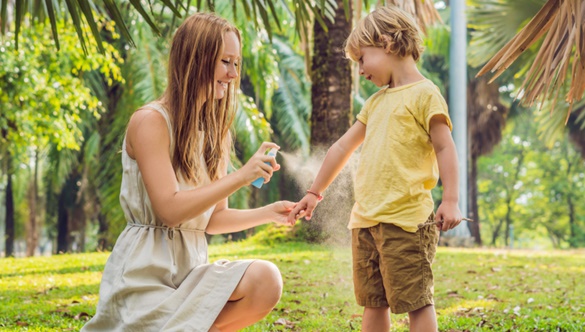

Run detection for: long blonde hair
[[161, 13, 241, 184], [345, 6, 424, 62]]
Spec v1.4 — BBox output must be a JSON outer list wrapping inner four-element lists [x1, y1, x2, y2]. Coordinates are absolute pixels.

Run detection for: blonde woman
[[83, 13, 294, 332]]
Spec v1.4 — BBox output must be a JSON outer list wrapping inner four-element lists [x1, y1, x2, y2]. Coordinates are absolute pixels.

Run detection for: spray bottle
[[251, 148, 278, 189]]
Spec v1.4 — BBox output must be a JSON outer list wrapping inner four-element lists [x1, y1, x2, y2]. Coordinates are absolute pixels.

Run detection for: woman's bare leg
[[210, 260, 283, 332]]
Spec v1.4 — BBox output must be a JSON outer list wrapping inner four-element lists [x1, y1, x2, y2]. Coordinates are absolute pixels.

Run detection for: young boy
[[287, 6, 463, 332]]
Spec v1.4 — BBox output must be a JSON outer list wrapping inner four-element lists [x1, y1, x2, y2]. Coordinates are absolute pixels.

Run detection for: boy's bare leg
[[362, 306, 390, 332], [408, 305, 437, 332], [210, 260, 283, 332]]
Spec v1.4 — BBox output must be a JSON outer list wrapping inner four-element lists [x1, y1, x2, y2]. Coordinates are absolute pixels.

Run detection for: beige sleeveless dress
[[82, 103, 253, 332]]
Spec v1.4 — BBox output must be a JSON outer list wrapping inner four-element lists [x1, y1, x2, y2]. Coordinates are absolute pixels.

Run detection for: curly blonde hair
[[345, 6, 424, 62]]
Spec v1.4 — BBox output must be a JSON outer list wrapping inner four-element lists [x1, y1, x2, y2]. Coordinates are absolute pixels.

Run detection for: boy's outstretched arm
[[287, 121, 366, 224], [430, 115, 463, 231]]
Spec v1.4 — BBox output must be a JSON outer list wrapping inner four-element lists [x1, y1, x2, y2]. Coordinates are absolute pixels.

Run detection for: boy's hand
[[435, 201, 462, 231], [287, 194, 320, 224]]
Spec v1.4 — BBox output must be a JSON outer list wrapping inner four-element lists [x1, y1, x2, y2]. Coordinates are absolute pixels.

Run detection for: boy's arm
[[287, 121, 366, 224], [429, 114, 463, 231]]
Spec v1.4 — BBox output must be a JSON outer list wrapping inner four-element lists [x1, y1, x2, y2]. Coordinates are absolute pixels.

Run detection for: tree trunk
[[56, 189, 69, 254], [466, 75, 508, 246], [4, 155, 15, 257], [468, 152, 481, 245], [306, 0, 352, 243], [503, 150, 525, 247], [567, 195, 575, 248], [25, 177, 38, 256], [71, 205, 86, 252], [491, 218, 504, 246], [25, 149, 39, 256], [310, 0, 352, 147], [96, 212, 109, 251], [56, 171, 80, 253], [504, 196, 512, 247]]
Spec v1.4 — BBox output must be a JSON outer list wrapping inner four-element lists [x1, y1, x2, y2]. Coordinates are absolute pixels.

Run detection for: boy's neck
[[387, 55, 426, 88]]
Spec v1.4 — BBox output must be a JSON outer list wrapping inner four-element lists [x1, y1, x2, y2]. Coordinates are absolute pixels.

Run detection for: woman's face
[[214, 31, 240, 99]]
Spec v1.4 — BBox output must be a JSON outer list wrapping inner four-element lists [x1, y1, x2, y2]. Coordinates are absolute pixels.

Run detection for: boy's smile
[[358, 46, 426, 88], [358, 46, 393, 87]]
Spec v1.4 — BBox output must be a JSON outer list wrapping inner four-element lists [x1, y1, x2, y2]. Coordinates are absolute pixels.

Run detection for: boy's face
[[358, 46, 393, 87]]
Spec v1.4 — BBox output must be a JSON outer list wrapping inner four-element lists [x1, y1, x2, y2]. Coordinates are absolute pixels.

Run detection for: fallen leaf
[[273, 318, 295, 328], [74, 312, 90, 321]]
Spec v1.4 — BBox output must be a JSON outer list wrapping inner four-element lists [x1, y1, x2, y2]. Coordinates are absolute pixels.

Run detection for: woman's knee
[[248, 260, 283, 307]]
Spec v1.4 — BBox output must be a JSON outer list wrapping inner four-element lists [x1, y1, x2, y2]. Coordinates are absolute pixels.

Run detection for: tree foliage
[[478, 109, 585, 248]]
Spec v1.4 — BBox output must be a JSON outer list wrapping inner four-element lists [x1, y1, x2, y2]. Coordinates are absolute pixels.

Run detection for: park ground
[[1, 235, 584, 331]]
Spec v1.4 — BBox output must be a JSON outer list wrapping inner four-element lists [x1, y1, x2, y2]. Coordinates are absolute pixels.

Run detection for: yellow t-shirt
[[350, 79, 452, 233]]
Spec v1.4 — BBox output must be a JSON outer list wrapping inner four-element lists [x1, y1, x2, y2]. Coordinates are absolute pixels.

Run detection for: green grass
[[1, 242, 584, 331]]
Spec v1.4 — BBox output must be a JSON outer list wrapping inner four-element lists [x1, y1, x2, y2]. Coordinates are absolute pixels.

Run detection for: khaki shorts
[[351, 216, 439, 314]]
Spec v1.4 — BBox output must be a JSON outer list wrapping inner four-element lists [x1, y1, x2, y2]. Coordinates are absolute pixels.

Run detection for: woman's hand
[[268, 201, 297, 226], [236, 142, 280, 186], [287, 194, 319, 224]]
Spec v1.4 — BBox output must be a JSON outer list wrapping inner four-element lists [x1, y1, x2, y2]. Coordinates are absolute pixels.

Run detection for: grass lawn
[[1, 240, 584, 331]]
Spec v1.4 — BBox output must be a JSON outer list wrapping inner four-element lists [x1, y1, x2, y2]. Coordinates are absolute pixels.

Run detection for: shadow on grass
[[0, 264, 105, 279]]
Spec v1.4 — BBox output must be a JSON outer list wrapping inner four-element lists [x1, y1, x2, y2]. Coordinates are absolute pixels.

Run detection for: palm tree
[[476, 0, 585, 122], [0, 0, 329, 55], [469, 0, 585, 246], [301, 0, 353, 242], [468, 0, 559, 245]]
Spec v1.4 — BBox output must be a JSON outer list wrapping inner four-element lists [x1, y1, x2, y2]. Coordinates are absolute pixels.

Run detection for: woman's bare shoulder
[[126, 107, 170, 158]]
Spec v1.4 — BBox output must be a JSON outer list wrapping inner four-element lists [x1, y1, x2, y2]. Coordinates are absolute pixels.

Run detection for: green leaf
[[44, 0, 61, 50], [103, 0, 135, 47], [77, 0, 105, 53], [128, 0, 161, 36]]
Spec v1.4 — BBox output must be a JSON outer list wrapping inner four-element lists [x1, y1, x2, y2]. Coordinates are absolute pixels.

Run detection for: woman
[[82, 12, 294, 332]]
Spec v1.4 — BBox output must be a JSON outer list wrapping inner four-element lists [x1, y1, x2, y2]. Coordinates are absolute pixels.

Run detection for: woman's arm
[[206, 201, 295, 234], [126, 109, 279, 228]]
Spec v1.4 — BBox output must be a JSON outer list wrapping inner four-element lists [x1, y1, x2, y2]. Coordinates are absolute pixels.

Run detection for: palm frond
[[537, 97, 585, 148], [129, 22, 168, 103], [1, 0, 328, 54], [477, 0, 585, 118], [270, 37, 311, 155], [467, 0, 544, 68]]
